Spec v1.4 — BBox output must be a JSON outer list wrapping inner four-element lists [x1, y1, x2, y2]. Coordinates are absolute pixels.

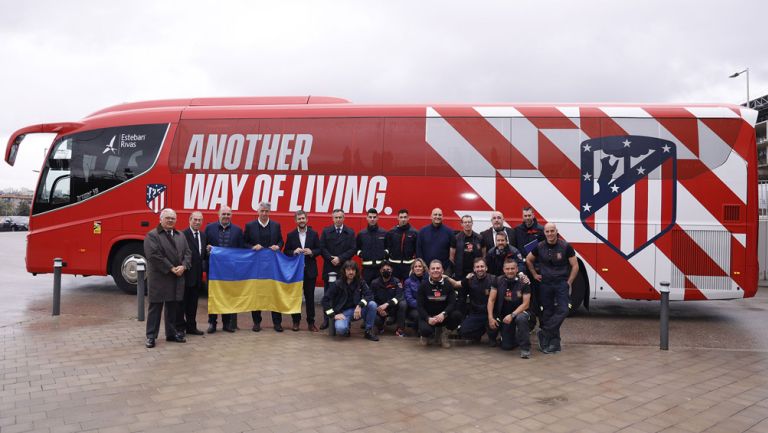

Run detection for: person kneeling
[[321, 260, 379, 341], [371, 262, 407, 337], [417, 260, 459, 348], [487, 259, 532, 359]]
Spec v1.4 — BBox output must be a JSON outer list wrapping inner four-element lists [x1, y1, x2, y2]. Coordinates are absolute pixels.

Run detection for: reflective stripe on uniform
[[325, 308, 334, 315]]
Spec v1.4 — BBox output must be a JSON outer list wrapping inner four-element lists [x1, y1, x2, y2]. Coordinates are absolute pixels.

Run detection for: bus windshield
[[33, 124, 168, 215]]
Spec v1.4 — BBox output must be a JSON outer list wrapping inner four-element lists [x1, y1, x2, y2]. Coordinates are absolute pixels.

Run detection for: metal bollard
[[136, 259, 146, 322], [52, 258, 63, 316], [328, 272, 337, 337], [659, 281, 670, 350]]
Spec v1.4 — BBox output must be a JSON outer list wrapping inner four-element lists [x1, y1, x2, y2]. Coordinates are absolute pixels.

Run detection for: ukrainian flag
[[207, 247, 304, 314]]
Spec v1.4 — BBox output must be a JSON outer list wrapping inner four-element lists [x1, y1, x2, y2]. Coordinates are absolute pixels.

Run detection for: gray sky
[[1, 0, 765, 189]]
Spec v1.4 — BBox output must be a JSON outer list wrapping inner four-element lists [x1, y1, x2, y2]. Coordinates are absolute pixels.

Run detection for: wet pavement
[[2, 232, 768, 432]]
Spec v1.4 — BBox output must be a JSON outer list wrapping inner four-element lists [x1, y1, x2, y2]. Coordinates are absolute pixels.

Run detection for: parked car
[[0, 218, 21, 232]]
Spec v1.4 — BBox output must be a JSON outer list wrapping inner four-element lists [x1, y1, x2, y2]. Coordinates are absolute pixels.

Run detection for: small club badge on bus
[[146, 184, 167, 214]]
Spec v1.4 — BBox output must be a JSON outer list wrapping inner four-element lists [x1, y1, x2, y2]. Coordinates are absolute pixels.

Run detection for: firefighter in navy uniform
[[370, 262, 407, 336], [417, 260, 459, 348], [455, 258, 495, 343], [452, 215, 484, 281], [385, 209, 418, 281], [357, 208, 388, 285], [526, 223, 578, 354], [485, 231, 525, 277], [513, 206, 546, 326], [488, 259, 533, 358]]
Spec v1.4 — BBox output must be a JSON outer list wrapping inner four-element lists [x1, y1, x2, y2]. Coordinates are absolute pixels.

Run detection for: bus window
[[32, 124, 167, 214]]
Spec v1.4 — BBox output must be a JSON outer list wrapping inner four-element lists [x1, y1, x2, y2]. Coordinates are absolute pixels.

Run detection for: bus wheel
[[110, 243, 145, 294], [568, 269, 588, 316]]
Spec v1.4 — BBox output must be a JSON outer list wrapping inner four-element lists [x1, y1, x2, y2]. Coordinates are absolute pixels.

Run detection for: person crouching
[[417, 260, 459, 348], [321, 260, 379, 341]]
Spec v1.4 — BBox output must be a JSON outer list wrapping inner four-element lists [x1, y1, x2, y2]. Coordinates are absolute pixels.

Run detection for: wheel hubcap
[[121, 254, 145, 285]]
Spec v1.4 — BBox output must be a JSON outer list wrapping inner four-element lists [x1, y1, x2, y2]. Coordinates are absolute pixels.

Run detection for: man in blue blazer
[[244, 202, 285, 332], [204, 205, 245, 333], [284, 210, 322, 332]]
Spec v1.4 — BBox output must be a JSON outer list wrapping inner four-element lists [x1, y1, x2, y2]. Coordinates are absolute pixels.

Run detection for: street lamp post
[[729, 68, 750, 108]]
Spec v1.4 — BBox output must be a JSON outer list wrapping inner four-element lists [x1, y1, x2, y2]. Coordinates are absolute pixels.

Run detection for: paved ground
[[2, 232, 768, 432]]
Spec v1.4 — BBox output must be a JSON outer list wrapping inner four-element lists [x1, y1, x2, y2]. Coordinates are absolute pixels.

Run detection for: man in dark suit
[[481, 211, 516, 256], [318, 208, 356, 330], [144, 208, 191, 348], [244, 201, 285, 332], [284, 210, 322, 332], [204, 205, 245, 333], [177, 211, 206, 336]]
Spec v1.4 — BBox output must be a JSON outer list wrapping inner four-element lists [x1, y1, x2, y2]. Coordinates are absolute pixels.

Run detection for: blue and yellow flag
[[208, 247, 304, 315]]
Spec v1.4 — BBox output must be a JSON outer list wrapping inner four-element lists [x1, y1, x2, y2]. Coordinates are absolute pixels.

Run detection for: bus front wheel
[[110, 243, 145, 294]]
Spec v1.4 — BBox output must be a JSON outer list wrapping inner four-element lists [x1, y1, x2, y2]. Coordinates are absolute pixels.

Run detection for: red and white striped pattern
[[425, 104, 756, 300]]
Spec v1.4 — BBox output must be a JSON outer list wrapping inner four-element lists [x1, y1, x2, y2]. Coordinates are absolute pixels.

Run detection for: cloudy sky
[[0, 0, 765, 189]]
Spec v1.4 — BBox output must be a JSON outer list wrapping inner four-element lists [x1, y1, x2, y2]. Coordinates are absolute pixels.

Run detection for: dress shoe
[[292, 322, 300, 332], [187, 328, 204, 336], [207, 324, 216, 334], [252, 324, 261, 332], [364, 330, 379, 341], [309, 324, 319, 332], [223, 326, 235, 333], [166, 334, 186, 343], [145, 338, 155, 348], [274, 324, 284, 332]]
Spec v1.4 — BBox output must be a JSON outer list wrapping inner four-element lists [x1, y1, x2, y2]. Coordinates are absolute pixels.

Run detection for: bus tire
[[568, 265, 588, 316], [110, 243, 145, 294]]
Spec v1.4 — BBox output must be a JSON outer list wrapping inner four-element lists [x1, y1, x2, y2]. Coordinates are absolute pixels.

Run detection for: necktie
[[336, 227, 341, 236], [193, 231, 200, 253], [166, 230, 173, 238]]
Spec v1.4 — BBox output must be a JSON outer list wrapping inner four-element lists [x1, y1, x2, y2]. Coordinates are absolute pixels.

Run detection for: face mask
[[381, 270, 392, 279]]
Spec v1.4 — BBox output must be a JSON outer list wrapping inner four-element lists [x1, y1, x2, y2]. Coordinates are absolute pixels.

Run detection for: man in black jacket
[[513, 207, 546, 257], [485, 231, 525, 277], [244, 201, 284, 332], [488, 259, 532, 358], [284, 210, 321, 332], [417, 260, 459, 348], [321, 260, 379, 341], [370, 262, 406, 336], [452, 215, 484, 280], [357, 208, 388, 285], [480, 211, 516, 255], [385, 209, 418, 281], [178, 211, 206, 336], [319, 209, 356, 330], [456, 257, 495, 343]]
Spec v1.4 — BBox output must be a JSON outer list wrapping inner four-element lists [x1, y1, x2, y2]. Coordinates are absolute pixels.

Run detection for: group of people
[[143, 203, 578, 359]]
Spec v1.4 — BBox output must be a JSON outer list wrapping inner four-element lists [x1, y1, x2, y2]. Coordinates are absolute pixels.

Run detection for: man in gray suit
[[144, 208, 192, 348]]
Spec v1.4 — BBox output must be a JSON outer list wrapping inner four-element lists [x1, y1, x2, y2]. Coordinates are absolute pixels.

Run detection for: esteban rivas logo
[[580, 135, 677, 259], [103, 136, 117, 154]]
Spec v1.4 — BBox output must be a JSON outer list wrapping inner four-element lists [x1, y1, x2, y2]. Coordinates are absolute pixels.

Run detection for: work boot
[[439, 328, 450, 349], [364, 329, 379, 341]]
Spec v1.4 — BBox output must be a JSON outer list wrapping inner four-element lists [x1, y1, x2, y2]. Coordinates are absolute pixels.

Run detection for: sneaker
[[520, 349, 531, 359], [394, 328, 406, 337], [364, 330, 379, 341], [419, 336, 428, 346]]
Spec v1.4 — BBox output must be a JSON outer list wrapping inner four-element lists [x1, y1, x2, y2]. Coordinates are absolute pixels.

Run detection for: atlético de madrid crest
[[580, 135, 676, 259], [146, 184, 167, 214]]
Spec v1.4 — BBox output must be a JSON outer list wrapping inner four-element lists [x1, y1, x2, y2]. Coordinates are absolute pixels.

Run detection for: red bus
[[5, 97, 758, 309]]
